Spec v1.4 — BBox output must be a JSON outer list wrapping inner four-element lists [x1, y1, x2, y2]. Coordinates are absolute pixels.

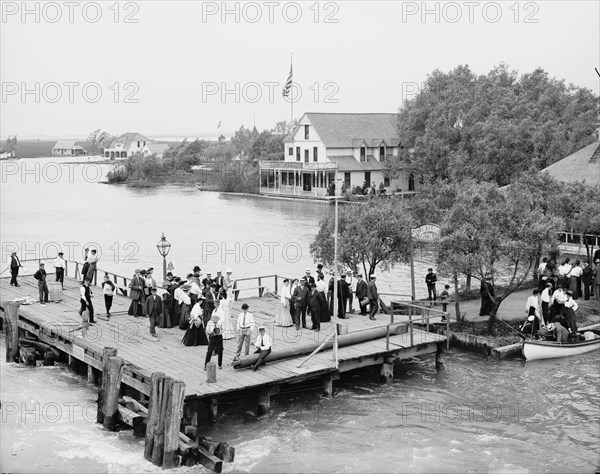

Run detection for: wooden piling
[[102, 356, 125, 431], [97, 347, 118, 424], [380, 363, 394, 385], [5, 301, 20, 363], [322, 375, 334, 397], [88, 365, 96, 384], [207, 398, 218, 424], [163, 380, 186, 469], [145, 372, 165, 461], [152, 376, 173, 466], [436, 342, 445, 371], [257, 386, 279, 415]]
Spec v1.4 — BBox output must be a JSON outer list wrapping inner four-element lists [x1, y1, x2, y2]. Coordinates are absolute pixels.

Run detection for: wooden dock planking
[[0, 275, 447, 402]]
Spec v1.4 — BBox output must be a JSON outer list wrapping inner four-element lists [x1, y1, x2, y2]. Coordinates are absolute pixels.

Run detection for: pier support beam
[[436, 342, 445, 371], [87, 365, 97, 384], [152, 376, 173, 466], [258, 386, 279, 415], [380, 363, 394, 385], [208, 398, 218, 423], [144, 372, 166, 462], [102, 356, 125, 431], [322, 373, 339, 397], [5, 301, 20, 363], [97, 347, 118, 424], [163, 380, 186, 469]]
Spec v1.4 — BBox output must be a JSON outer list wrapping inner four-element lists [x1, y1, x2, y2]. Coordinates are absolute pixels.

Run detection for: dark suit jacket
[[10, 255, 21, 268], [292, 285, 309, 307], [129, 275, 144, 300], [355, 280, 368, 299], [367, 281, 378, 300], [338, 280, 350, 299], [145, 295, 163, 316], [202, 288, 216, 311], [304, 276, 315, 289], [308, 290, 328, 317]]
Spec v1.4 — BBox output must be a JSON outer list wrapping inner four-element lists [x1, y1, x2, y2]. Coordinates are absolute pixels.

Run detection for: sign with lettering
[[411, 224, 441, 241]]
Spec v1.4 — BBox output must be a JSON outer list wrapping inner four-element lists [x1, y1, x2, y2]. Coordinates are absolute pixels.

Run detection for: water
[[1, 157, 599, 473]]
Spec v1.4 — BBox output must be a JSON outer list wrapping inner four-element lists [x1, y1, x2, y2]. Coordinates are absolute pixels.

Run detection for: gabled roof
[[541, 141, 600, 186], [53, 140, 86, 150], [293, 113, 400, 148], [145, 143, 170, 154], [327, 155, 383, 172], [108, 132, 150, 148]]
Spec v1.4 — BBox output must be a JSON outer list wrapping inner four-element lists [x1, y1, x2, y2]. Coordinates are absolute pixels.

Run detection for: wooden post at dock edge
[[258, 386, 279, 415], [102, 356, 125, 431], [380, 363, 394, 385], [163, 380, 186, 469], [5, 301, 20, 363], [436, 342, 445, 371], [97, 347, 118, 424], [152, 376, 173, 466], [144, 372, 166, 461]]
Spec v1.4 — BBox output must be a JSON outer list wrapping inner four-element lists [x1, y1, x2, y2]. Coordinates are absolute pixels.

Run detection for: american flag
[[282, 63, 293, 97]]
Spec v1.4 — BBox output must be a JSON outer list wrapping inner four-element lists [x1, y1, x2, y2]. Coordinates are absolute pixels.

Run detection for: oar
[[495, 317, 528, 340]]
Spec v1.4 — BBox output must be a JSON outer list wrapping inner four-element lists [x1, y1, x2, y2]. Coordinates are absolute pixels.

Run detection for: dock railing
[[390, 300, 451, 349]]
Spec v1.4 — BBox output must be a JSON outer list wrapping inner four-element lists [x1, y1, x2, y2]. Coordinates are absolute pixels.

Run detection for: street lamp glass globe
[[157, 232, 171, 257]]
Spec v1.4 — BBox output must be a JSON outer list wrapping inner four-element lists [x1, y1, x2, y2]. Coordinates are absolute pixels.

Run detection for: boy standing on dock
[[34, 262, 49, 304], [234, 303, 254, 360], [10, 251, 22, 287], [53, 252, 66, 290], [79, 278, 95, 323], [205, 313, 224, 369], [145, 287, 163, 339], [425, 268, 438, 302]]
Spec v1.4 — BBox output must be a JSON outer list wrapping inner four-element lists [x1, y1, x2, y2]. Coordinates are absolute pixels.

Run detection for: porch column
[[259, 165, 262, 194]]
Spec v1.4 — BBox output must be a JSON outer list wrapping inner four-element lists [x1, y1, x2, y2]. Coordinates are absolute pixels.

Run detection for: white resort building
[[104, 133, 151, 159], [258, 113, 416, 199]]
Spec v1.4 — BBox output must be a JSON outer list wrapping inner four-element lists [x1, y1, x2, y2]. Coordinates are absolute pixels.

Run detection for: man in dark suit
[[33, 262, 49, 304], [292, 277, 309, 329], [303, 268, 315, 289], [202, 283, 217, 326], [144, 287, 163, 339], [202, 272, 214, 289], [367, 274, 379, 320], [308, 284, 328, 331], [10, 251, 22, 286], [214, 271, 225, 293], [337, 274, 350, 319], [355, 274, 368, 316]]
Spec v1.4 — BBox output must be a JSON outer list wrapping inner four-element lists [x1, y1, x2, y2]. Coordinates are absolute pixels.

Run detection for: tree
[[87, 129, 101, 156], [249, 131, 285, 162], [230, 126, 253, 160], [437, 180, 563, 334], [310, 198, 413, 277], [392, 64, 599, 186]]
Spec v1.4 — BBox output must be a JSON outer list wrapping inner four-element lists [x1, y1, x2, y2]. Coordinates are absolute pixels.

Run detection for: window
[[380, 146, 386, 162], [360, 146, 366, 162], [137, 141, 140, 147], [344, 172, 351, 188], [313, 147, 318, 162], [289, 147, 293, 156], [384, 177, 390, 187], [282, 172, 288, 185], [364, 171, 371, 185], [408, 174, 415, 191], [304, 150, 309, 163], [304, 125, 309, 140], [296, 147, 300, 161]]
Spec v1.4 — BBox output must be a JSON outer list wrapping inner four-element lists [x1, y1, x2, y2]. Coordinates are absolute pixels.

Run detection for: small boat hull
[[522, 337, 600, 361]]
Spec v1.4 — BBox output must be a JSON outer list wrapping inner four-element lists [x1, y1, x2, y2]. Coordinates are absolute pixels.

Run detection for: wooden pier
[[1, 267, 448, 470]]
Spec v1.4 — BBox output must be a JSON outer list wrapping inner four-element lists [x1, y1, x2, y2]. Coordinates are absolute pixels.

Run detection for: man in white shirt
[[251, 326, 272, 371], [540, 282, 552, 325], [345, 270, 356, 313], [53, 252, 66, 289], [205, 313, 224, 369], [557, 258, 572, 288], [234, 303, 254, 360]]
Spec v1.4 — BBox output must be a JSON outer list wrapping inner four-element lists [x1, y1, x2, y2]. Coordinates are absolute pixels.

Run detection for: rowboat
[[522, 333, 600, 361]]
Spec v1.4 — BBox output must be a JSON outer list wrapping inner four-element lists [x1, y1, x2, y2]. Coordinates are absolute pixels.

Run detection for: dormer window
[[380, 145, 385, 162], [360, 146, 366, 162], [304, 125, 309, 140]]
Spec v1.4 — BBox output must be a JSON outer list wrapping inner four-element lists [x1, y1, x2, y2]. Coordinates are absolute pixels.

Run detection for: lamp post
[[156, 232, 171, 283], [332, 177, 342, 369]]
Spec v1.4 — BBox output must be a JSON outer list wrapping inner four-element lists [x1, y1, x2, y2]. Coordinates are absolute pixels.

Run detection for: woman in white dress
[[217, 290, 235, 340], [275, 279, 294, 327]]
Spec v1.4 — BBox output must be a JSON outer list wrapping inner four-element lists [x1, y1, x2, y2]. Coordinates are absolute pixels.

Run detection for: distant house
[[540, 140, 600, 186], [141, 143, 170, 159], [52, 141, 88, 156], [97, 132, 114, 154], [104, 133, 151, 159], [258, 112, 415, 198]]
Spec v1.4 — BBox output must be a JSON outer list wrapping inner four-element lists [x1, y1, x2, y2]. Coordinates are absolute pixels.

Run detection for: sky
[[1, 0, 599, 140]]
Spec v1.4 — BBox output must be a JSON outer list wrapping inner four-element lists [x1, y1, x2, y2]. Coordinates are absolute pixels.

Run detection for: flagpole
[[290, 52, 293, 124]]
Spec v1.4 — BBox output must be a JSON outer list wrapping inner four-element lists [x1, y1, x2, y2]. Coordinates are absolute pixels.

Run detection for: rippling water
[[2, 340, 598, 473], [1, 157, 599, 473]]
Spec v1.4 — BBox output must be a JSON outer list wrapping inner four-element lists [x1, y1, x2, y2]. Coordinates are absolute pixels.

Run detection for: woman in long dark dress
[[172, 279, 184, 327], [179, 285, 192, 330], [181, 298, 208, 346], [479, 277, 494, 316]]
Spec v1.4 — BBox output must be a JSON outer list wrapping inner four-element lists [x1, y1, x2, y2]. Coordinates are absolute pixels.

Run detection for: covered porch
[[259, 161, 338, 198]]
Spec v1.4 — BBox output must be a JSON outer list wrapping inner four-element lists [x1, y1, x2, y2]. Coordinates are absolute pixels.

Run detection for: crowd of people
[[520, 255, 600, 342]]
